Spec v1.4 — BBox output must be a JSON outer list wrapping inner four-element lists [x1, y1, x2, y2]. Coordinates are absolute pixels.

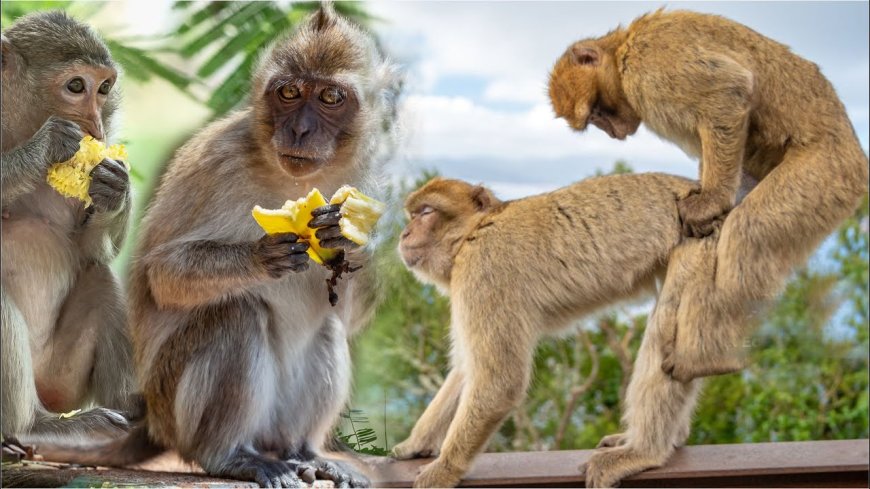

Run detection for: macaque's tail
[[34, 424, 165, 468]]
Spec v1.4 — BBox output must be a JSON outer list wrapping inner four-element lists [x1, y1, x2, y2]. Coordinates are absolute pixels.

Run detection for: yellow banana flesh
[[46, 136, 128, 206]]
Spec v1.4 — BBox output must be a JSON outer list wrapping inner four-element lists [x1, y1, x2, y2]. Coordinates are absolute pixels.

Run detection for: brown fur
[[549, 10, 869, 487], [393, 174, 698, 487]]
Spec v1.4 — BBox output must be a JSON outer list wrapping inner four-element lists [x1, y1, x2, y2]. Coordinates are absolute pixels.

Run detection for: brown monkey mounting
[[1, 11, 136, 444], [34, 5, 400, 488], [549, 9, 869, 488], [392, 174, 699, 488]]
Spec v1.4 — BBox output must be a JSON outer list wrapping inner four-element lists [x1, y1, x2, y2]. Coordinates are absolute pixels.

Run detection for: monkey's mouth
[[278, 153, 325, 177]]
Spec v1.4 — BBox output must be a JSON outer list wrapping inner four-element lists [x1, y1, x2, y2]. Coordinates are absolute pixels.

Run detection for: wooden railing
[[2, 439, 867, 487]]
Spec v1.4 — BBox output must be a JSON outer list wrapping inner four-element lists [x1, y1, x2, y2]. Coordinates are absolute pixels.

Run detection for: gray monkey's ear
[[471, 185, 498, 211], [1, 34, 17, 72], [571, 44, 600, 66]]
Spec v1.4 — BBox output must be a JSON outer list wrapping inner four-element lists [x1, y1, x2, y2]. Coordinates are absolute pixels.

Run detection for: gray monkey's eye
[[67, 78, 85, 94], [98, 80, 112, 95], [278, 84, 301, 102], [319, 86, 344, 105]]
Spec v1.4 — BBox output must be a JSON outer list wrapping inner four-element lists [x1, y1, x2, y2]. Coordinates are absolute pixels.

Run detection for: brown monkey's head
[[400, 178, 500, 291], [548, 40, 640, 141], [1, 11, 119, 141], [252, 2, 401, 180]]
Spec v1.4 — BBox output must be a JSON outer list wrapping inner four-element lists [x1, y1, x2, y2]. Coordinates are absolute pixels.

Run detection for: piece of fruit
[[329, 185, 386, 246], [252, 188, 338, 265], [46, 136, 129, 206], [252, 186, 385, 265]]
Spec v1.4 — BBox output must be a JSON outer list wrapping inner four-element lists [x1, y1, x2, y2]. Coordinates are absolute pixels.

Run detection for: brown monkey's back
[[622, 10, 850, 176], [454, 172, 695, 329]]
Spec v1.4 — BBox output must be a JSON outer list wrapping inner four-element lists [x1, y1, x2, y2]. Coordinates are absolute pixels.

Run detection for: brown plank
[[371, 439, 870, 488]]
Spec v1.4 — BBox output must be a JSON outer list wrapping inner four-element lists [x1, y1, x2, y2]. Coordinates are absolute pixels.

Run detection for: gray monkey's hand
[[255, 233, 310, 278], [36, 116, 84, 167], [88, 158, 129, 213], [309, 204, 359, 250]]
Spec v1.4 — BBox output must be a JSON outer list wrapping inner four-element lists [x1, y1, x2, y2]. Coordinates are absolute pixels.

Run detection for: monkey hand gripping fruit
[[46, 136, 128, 206], [253, 185, 385, 305]]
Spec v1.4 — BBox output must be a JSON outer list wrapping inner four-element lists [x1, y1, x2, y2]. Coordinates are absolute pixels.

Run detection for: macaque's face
[[49, 63, 116, 141], [266, 77, 360, 178], [400, 179, 497, 289], [549, 44, 640, 141]]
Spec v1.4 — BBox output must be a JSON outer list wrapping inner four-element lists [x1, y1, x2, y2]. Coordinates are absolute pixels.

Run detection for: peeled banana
[[46, 136, 129, 206], [252, 186, 385, 265]]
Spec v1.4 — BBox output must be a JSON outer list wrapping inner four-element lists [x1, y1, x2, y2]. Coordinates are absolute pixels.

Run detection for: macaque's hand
[[309, 204, 360, 251], [677, 189, 731, 238], [254, 232, 310, 277], [88, 158, 129, 213], [37, 116, 84, 167]]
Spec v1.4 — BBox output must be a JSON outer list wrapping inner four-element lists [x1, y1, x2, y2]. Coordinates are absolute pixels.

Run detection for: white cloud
[[482, 77, 549, 105]]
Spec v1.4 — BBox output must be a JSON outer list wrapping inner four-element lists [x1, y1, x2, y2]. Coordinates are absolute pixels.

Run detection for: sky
[[113, 1, 869, 200]]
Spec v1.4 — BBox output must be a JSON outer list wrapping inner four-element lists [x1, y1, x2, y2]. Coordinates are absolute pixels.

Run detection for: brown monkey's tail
[[33, 423, 165, 468]]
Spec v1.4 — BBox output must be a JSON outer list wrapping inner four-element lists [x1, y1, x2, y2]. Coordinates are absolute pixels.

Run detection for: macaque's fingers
[[271, 232, 301, 244], [310, 204, 342, 217], [308, 210, 342, 228], [96, 157, 129, 179], [314, 225, 343, 241], [320, 236, 359, 250], [42, 116, 85, 164]]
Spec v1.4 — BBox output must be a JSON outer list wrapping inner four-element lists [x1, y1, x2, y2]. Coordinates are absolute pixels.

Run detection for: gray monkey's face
[[266, 77, 360, 179], [48, 63, 117, 141]]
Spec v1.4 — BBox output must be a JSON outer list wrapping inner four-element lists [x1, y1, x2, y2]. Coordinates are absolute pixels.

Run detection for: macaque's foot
[[581, 446, 663, 488], [413, 458, 463, 488], [596, 432, 628, 449], [218, 452, 302, 488], [392, 438, 439, 460], [2, 438, 30, 463], [287, 457, 370, 488], [677, 190, 730, 238], [661, 346, 745, 383]]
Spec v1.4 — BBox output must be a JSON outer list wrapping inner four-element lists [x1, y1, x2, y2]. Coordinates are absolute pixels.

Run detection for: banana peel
[[252, 186, 385, 266], [46, 136, 129, 206]]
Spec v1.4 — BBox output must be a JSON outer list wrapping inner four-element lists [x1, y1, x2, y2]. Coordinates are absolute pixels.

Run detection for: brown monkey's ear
[[313, 1, 337, 31], [471, 185, 498, 212], [571, 45, 600, 66]]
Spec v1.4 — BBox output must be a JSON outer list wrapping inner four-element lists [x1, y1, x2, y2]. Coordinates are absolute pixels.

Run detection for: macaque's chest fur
[[1, 182, 91, 403]]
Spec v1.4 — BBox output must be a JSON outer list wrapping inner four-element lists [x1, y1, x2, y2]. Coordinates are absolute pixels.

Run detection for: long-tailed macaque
[[1, 11, 135, 444], [33, 5, 399, 488], [392, 174, 701, 488], [549, 9, 869, 487]]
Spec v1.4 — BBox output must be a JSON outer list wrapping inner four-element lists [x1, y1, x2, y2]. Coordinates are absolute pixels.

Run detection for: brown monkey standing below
[[392, 174, 700, 488], [33, 5, 399, 488], [549, 9, 869, 487], [1, 11, 136, 445]]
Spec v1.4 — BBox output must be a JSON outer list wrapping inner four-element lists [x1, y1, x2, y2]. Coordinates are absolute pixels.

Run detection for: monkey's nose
[[82, 119, 104, 141]]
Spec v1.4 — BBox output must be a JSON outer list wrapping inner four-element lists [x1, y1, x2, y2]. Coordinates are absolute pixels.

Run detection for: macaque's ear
[[571, 44, 600, 66], [471, 185, 498, 211], [313, 1, 337, 31], [1, 35, 17, 72]]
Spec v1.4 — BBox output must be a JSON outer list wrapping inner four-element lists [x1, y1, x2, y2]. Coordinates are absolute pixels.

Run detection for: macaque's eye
[[67, 77, 85, 94], [319, 86, 345, 106], [98, 80, 112, 95], [411, 205, 435, 218], [278, 84, 301, 102]]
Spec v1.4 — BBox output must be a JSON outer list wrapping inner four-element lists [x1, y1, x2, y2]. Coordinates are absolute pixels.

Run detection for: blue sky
[[365, 1, 870, 199]]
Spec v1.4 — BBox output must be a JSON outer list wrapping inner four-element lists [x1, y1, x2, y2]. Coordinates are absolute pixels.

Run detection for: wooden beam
[[373, 439, 870, 488]]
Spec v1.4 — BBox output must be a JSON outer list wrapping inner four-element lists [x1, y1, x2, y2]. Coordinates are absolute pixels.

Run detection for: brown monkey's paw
[[413, 458, 463, 488], [596, 433, 628, 449], [661, 348, 746, 383], [677, 191, 730, 238], [581, 446, 660, 488], [392, 439, 439, 460]]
